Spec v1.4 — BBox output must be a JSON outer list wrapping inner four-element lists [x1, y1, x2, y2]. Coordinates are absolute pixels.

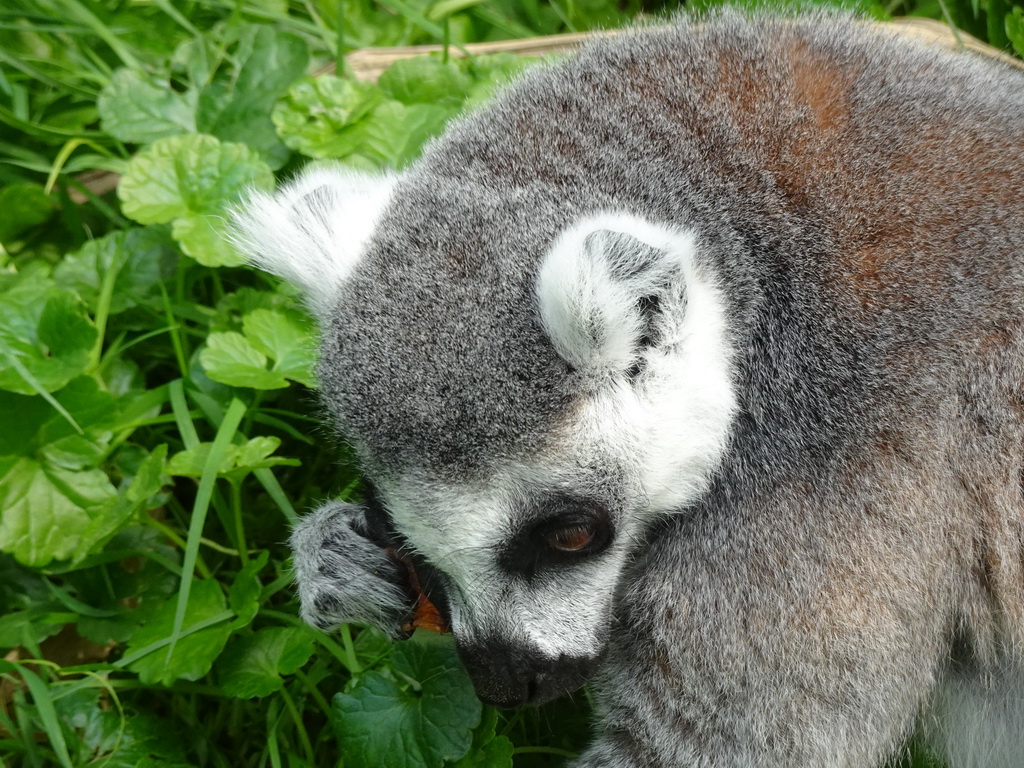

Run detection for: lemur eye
[[500, 497, 614, 576], [533, 502, 612, 559], [543, 524, 596, 553]]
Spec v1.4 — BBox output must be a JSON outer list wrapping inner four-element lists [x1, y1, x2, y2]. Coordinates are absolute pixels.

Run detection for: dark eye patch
[[499, 495, 614, 580]]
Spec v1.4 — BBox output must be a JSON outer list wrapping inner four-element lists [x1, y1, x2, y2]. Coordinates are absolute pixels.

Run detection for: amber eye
[[500, 499, 614, 576], [543, 524, 596, 553]]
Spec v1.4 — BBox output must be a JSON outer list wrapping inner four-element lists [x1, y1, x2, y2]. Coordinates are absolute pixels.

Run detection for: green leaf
[[273, 69, 453, 167], [462, 54, 535, 107], [0, 379, 126, 564], [166, 436, 298, 478], [56, 687, 191, 766], [354, 626, 396, 668], [241, 309, 316, 387], [228, 550, 269, 630], [98, 25, 308, 169], [0, 278, 97, 395], [270, 53, 530, 168], [72, 444, 168, 563], [1007, 7, 1024, 57], [0, 377, 116, 462], [0, 184, 56, 246], [378, 56, 473, 107], [348, 101, 452, 168], [0, 391, 54, 456], [201, 310, 315, 389], [172, 213, 246, 267], [119, 133, 274, 221], [272, 75, 385, 159], [196, 26, 309, 168], [53, 226, 179, 315], [217, 626, 315, 698], [97, 69, 197, 143], [75, 526, 181, 645], [124, 578, 233, 685], [0, 611, 64, 650], [214, 286, 306, 326], [447, 708, 514, 767], [37, 379, 119, 470], [117, 134, 273, 262], [1, 661, 74, 767], [0, 456, 116, 567], [333, 633, 482, 768], [231, 436, 284, 468], [199, 332, 290, 389]]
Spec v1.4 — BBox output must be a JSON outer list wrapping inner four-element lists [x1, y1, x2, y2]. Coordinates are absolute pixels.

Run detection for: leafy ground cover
[[0, 0, 1020, 766], [0, 3, 640, 765]]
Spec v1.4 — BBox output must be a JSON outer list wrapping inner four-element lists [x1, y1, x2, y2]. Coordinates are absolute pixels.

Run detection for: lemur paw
[[290, 501, 412, 636]]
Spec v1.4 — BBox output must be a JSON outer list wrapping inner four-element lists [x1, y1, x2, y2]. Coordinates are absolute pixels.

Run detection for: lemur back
[[236, 12, 1024, 767]]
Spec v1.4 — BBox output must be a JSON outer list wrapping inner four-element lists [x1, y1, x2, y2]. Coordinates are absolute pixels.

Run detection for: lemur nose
[[457, 636, 600, 707]]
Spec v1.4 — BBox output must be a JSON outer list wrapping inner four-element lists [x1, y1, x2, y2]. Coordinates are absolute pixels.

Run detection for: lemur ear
[[232, 165, 397, 317], [536, 213, 696, 377]]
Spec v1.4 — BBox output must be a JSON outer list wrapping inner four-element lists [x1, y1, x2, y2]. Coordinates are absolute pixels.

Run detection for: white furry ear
[[536, 213, 697, 377], [232, 164, 397, 316]]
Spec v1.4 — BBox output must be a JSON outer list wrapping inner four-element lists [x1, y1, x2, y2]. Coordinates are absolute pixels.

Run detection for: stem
[[231, 480, 250, 564], [339, 624, 362, 675], [279, 686, 316, 765], [142, 517, 214, 577]]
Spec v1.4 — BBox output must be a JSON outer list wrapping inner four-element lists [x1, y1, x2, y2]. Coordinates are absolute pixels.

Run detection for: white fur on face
[[231, 164, 397, 317], [381, 464, 634, 660]]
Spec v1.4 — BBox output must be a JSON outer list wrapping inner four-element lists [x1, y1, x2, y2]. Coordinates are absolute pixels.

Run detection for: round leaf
[[378, 56, 472, 107], [125, 579, 233, 685], [98, 69, 197, 144], [0, 279, 97, 395], [54, 226, 179, 314], [195, 26, 309, 168], [272, 75, 383, 159], [0, 456, 116, 567], [199, 332, 290, 390], [333, 634, 481, 768], [217, 627, 315, 698], [118, 133, 273, 224], [172, 214, 246, 267], [241, 309, 316, 387]]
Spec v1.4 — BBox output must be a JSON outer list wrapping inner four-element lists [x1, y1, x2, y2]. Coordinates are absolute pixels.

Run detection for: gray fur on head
[[237, 9, 1024, 767]]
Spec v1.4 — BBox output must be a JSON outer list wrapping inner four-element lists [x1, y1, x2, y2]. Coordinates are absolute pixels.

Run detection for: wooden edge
[[72, 20, 1021, 203], [336, 30, 610, 82], [70, 169, 120, 203], [888, 16, 1024, 70]]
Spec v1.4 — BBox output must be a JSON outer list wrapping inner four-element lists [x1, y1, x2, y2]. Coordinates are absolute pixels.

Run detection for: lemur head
[[236, 164, 737, 707]]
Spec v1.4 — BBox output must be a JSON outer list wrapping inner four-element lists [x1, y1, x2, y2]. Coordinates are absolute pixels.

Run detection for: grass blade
[[254, 467, 299, 524], [1, 351, 83, 435], [0, 662, 73, 768], [169, 379, 201, 450], [40, 0, 141, 69], [163, 397, 247, 667]]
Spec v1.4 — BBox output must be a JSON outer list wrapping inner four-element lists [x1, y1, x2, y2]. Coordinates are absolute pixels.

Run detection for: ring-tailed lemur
[[235, 11, 1024, 767]]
